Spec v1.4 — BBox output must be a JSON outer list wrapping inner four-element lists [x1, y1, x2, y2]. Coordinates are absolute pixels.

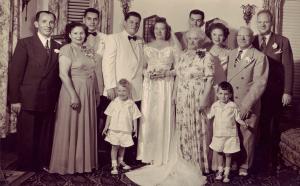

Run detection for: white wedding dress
[[126, 45, 206, 186], [137, 45, 175, 165], [126, 130, 207, 186]]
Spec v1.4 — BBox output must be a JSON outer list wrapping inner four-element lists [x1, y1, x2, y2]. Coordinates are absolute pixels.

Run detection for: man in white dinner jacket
[[102, 11, 144, 164], [102, 11, 143, 103]]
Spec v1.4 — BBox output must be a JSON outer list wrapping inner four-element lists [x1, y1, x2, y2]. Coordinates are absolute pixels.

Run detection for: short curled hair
[[35, 11, 56, 21], [189, 9, 205, 20], [125, 11, 141, 21], [84, 8, 100, 18], [117, 78, 132, 98], [206, 23, 230, 42], [149, 17, 171, 41], [186, 27, 206, 41], [64, 22, 88, 44], [218, 81, 234, 101]]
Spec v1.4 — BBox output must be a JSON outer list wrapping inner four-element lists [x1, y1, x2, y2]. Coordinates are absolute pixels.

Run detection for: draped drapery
[[0, 0, 20, 138], [263, 0, 283, 34], [48, 0, 68, 35], [90, 0, 113, 34], [48, 0, 113, 34]]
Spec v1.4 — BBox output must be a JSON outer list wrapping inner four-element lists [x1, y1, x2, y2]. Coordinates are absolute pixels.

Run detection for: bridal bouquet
[[148, 68, 168, 79]]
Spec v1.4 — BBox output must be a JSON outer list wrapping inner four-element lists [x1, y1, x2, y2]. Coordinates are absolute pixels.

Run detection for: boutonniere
[[272, 42, 278, 49], [81, 46, 96, 58], [196, 49, 206, 58], [244, 57, 254, 63], [275, 49, 283, 54], [54, 49, 60, 53]]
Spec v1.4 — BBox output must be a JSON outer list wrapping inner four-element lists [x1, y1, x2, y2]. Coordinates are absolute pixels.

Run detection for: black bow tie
[[88, 32, 97, 37], [128, 35, 137, 41]]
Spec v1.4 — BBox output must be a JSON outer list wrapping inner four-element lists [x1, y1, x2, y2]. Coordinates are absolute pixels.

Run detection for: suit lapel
[[265, 33, 276, 55], [240, 48, 255, 69], [32, 35, 48, 66], [43, 39, 59, 77], [253, 36, 259, 50], [228, 48, 255, 82], [228, 49, 239, 81]]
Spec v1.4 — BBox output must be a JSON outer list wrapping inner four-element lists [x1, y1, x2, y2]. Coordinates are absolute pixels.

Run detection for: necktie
[[45, 40, 50, 55], [234, 50, 243, 67], [88, 32, 97, 37], [128, 35, 137, 41], [260, 36, 267, 51]]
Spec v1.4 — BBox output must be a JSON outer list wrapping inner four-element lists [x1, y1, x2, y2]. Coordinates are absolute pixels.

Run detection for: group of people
[[8, 6, 294, 186]]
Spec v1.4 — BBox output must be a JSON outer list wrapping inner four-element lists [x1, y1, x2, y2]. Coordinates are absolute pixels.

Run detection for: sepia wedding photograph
[[0, 0, 299, 185]]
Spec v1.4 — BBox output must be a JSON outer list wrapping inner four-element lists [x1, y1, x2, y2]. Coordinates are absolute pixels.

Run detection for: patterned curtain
[[48, 0, 68, 35], [263, 0, 283, 34], [49, 0, 113, 34], [90, 0, 113, 34], [0, 0, 20, 138]]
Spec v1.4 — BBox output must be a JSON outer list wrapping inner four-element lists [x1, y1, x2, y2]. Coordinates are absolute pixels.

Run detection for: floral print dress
[[175, 50, 214, 173]]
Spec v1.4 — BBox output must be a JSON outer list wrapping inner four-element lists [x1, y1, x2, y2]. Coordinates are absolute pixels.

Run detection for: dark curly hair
[[218, 81, 234, 101], [206, 22, 229, 42], [149, 17, 171, 41], [125, 11, 141, 21], [64, 22, 88, 44]]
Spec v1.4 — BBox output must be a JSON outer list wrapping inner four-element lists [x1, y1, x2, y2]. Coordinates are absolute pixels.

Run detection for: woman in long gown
[[126, 24, 207, 186], [205, 22, 230, 171], [137, 17, 177, 165], [175, 28, 215, 174], [49, 22, 100, 174]]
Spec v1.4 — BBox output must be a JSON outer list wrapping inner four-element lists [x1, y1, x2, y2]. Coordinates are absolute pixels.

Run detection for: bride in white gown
[[125, 17, 206, 186]]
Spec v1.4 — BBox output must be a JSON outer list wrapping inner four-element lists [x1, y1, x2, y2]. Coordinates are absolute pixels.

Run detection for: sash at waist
[[71, 71, 95, 79]]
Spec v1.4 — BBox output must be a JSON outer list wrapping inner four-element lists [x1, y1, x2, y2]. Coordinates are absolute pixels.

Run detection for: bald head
[[237, 26, 254, 49]]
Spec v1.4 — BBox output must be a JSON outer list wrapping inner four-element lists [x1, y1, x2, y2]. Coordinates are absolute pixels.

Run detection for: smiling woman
[[49, 22, 100, 175]]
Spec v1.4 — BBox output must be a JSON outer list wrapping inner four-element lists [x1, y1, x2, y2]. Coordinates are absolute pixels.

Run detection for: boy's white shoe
[[119, 161, 131, 170], [238, 169, 248, 176], [111, 166, 118, 174], [223, 176, 230, 183], [215, 171, 223, 180], [223, 167, 230, 182]]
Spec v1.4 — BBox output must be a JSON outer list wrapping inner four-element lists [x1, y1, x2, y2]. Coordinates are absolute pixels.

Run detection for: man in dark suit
[[252, 9, 294, 173], [8, 11, 61, 171]]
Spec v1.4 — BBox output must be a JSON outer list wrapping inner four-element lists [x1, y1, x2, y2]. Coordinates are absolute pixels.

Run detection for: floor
[[1, 110, 299, 185]]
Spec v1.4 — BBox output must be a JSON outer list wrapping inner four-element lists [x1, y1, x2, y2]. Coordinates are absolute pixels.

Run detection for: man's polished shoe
[[43, 167, 50, 173]]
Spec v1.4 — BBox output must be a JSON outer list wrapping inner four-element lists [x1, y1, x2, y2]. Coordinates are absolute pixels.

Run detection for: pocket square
[[274, 49, 283, 54], [54, 49, 60, 53]]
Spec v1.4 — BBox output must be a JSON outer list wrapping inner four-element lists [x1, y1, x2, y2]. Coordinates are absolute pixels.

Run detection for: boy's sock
[[224, 167, 230, 175], [112, 160, 117, 167], [223, 167, 230, 183], [117, 157, 124, 164], [218, 166, 224, 173], [216, 166, 224, 180]]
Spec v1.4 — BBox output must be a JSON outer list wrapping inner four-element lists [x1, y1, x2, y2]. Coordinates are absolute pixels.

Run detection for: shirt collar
[[216, 100, 236, 108], [37, 32, 51, 47], [260, 32, 272, 44], [115, 97, 131, 105], [237, 45, 252, 59]]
